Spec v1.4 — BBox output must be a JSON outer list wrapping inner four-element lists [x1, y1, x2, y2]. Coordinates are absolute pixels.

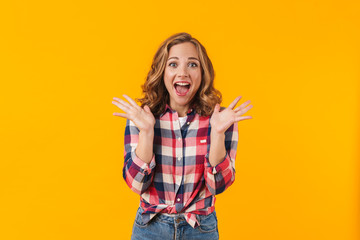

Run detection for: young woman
[[112, 32, 253, 240]]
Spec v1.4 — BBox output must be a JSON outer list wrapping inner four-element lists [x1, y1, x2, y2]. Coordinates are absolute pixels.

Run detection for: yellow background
[[1, 0, 359, 239]]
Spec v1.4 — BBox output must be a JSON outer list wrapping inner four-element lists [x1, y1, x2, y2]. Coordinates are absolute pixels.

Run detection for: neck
[[170, 103, 189, 117]]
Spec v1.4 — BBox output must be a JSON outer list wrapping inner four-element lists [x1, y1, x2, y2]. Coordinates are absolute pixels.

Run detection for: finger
[[113, 112, 129, 118], [214, 104, 220, 113], [234, 116, 253, 122], [235, 109, 253, 117], [228, 96, 242, 109], [112, 100, 130, 112], [235, 104, 253, 115], [122, 94, 141, 109], [234, 100, 252, 113], [243, 104, 254, 113], [113, 97, 126, 104], [144, 105, 151, 113], [113, 97, 132, 109]]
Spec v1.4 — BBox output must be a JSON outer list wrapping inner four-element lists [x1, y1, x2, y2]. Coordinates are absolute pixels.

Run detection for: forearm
[[205, 121, 238, 195], [123, 122, 156, 195], [208, 130, 226, 167], [205, 129, 235, 195], [135, 130, 154, 164]]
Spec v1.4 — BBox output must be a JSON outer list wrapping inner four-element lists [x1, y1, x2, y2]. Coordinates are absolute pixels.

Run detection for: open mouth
[[174, 82, 191, 96]]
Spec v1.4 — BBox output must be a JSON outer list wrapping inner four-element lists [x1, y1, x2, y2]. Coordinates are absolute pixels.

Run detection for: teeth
[[175, 82, 190, 86]]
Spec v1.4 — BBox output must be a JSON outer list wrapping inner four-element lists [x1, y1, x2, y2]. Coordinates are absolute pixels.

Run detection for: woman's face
[[163, 42, 202, 113]]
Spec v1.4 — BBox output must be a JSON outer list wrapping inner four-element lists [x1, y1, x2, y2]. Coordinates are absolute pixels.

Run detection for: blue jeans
[[131, 206, 219, 240]]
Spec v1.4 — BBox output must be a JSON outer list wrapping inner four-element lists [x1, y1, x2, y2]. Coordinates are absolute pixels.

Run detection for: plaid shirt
[[123, 104, 238, 229]]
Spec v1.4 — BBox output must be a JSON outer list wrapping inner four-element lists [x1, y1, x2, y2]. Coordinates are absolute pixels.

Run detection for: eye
[[168, 62, 198, 68], [189, 62, 198, 67]]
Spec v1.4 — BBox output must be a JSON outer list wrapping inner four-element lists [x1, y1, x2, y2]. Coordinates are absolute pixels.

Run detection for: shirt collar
[[160, 104, 195, 118]]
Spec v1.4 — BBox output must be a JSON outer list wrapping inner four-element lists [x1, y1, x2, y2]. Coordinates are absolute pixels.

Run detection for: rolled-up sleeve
[[204, 122, 238, 195], [123, 119, 156, 195]]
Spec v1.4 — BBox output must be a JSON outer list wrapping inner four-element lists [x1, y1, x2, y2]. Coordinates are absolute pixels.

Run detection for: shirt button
[[177, 198, 181, 202], [187, 122, 190, 125], [178, 157, 182, 161]]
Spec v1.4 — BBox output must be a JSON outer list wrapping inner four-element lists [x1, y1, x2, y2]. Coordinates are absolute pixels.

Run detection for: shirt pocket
[[197, 137, 209, 155], [195, 137, 209, 171]]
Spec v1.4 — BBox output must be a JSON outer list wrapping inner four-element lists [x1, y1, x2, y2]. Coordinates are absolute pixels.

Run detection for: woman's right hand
[[112, 94, 155, 134]]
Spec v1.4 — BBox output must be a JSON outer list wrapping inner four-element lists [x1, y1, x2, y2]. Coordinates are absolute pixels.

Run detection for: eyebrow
[[167, 57, 200, 62]]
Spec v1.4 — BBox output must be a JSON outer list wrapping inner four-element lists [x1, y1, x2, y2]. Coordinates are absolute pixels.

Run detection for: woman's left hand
[[210, 96, 253, 134]]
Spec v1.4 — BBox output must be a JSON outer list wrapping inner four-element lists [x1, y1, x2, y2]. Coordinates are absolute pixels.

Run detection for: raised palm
[[210, 96, 253, 134], [112, 94, 155, 133]]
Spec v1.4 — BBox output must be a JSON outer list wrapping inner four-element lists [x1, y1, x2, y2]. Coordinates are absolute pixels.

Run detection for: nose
[[177, 64, 189, 78]]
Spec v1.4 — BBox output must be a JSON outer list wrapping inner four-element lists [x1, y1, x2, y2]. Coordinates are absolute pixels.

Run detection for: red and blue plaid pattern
[[123, 104, 238, 229]]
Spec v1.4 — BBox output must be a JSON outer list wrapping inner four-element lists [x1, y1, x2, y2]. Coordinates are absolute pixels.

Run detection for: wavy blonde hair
[[137, 32, 222, 117]]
